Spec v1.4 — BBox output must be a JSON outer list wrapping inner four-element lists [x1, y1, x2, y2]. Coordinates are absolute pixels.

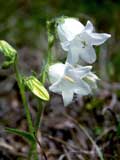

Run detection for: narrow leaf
[[6, 127, 35, 144]]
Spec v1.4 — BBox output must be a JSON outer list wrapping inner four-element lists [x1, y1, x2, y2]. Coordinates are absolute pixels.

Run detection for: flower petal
[[76, 65, 92, 71], [61, 41, 70, 51], [68, 65, 92, 79], [67, 33, 96, 64], [85, 20, 94, 33], [75, 80, 91, 95], [74, 65, 92, 78], [48, 63, 65, 83], [57, 18, 84, 42], [79, 45, 96, 64], [66, 48, 80, 65], [87, 72, 99, 81], [67, 30, 110, 64], [90, 33, 111, 45], [83, 72, 99, 90], [62, 90, 74, 106], [49, 80, 62, 94], [67, 35, 83, 64]]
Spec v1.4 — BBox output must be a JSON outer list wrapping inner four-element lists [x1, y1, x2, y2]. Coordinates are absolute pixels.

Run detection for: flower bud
[[0, 40, 17, 68], [24, 76, 49, 101]]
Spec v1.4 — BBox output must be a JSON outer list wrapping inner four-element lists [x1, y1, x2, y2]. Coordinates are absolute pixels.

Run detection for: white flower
[[57, 18, 111, 64], [48, 62, 98, 106]]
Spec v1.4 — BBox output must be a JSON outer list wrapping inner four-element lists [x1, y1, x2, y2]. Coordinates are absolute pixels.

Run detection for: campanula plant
[[0, 16, 111, 159]]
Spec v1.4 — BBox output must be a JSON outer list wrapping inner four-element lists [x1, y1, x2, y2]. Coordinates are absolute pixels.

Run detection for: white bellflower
[[48, 63, 98, 106], [57, 18, 111, 64]]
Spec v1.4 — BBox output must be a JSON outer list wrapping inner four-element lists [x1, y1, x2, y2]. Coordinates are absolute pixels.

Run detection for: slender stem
[[34, 27, 53, 160], [35, 43, 52, 133], [41, 44, 52, 84], [14, 56, 34, 134], [14, 55, 38, 160], [28, 143, 38, 160], [34, 99, 44, 133]]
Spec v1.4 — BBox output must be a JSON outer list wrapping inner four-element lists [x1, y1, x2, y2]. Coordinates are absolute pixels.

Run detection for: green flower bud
[[24, 76, 50, 101], [0, 40, 17, 68]]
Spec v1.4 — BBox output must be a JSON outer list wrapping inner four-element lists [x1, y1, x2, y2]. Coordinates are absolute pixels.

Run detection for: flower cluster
[[48, 17, 111, 106]]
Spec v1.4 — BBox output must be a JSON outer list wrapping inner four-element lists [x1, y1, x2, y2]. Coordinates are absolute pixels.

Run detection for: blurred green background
[[0, 0, 120, 81]]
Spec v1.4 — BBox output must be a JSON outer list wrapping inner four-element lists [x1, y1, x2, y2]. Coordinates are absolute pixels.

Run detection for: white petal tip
[[105, 33, 111, 38]]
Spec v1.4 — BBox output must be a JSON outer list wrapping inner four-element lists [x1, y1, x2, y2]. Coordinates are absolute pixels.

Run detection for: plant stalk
[[14, 55, 38, 160], [35, 38, 52, 133]]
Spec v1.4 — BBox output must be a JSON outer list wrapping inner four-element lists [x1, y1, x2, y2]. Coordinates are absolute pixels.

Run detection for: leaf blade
[[6, 127, 35, 144]]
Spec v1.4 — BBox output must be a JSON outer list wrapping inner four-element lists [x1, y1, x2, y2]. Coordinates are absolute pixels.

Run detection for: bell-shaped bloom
[[57, 18, 111, 64], [48, 62, 98, 106]]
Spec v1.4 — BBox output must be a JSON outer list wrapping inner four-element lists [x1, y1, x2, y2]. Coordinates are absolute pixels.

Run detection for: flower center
[[64, 75, 74, 83], [81, 40, 87, 48]]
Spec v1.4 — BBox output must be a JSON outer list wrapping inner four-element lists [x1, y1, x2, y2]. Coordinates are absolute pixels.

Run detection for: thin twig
[[34, 134, 48, 160], [58, 154, 65, 160], [62, 145, 72, 160]]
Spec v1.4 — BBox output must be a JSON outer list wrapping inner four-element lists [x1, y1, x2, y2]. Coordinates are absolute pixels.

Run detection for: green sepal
[[24, 76, 50, 101], [6, 127, 35, 144]]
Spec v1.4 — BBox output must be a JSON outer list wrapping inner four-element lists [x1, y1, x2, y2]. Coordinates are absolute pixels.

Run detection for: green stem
[[35, 44, 52, 133], [41, 44, 52, 84], [28, 143, 38, 160], [35, 99, 44, 133], [14, 56, 34, 134], [14, 55, 38, 160], [33, 27, 53, 159]]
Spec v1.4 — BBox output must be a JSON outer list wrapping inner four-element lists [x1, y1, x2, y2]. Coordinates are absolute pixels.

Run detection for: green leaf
[[6, 127, 35, 144], [24, 76, 50, 101]]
